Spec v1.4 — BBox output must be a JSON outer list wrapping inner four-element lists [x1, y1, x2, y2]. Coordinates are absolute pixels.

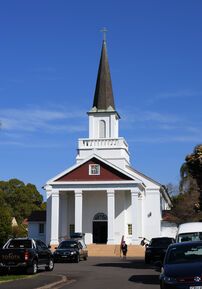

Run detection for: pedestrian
[[121, 241, 128, 259], [141, 238, 146, 246], [140, 237, 149, 247]]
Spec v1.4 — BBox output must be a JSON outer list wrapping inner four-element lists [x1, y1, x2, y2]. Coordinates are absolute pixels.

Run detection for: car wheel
[[45, 258, 54, 271], [27, 260, 38, 274]]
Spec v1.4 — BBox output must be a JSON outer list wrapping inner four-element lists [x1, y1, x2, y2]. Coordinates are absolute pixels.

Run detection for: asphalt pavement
[[0, 257, 160, 289]]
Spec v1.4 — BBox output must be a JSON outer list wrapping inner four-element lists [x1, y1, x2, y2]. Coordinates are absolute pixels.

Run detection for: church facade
[[44, 40, 171, 247]]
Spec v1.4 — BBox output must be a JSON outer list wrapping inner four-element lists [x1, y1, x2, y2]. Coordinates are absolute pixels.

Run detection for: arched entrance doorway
[[93, 213, 108, 244]]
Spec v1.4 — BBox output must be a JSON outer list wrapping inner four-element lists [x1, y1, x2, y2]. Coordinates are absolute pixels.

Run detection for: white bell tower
[[76, 40, 130, 169]]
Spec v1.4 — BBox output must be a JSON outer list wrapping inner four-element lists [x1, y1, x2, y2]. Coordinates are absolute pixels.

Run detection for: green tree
[[0, 178, 44, 223], [0, 192, 12, 247], [169, 145, 202, 223], [183, 144, 202, 208], [170, 180, 202, 224]]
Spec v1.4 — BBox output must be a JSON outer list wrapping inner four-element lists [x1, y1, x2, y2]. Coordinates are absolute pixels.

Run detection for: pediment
[[53, 157, 134, 182]]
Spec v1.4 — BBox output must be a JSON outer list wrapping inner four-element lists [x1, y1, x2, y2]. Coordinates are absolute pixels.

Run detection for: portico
[[45, 178, 144, 247]]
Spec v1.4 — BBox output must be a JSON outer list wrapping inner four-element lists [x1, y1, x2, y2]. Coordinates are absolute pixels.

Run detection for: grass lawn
[[0, 274, 32, 283]]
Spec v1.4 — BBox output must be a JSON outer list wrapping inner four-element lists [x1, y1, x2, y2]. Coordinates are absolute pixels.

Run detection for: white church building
[[44, 39, 171, 247]]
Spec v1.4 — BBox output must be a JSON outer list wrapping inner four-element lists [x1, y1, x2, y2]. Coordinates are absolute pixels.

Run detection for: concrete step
[[87, 244, 145, 257]]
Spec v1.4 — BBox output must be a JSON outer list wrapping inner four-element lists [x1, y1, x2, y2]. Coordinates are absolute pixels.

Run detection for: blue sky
[[0, 0, 201, 199]]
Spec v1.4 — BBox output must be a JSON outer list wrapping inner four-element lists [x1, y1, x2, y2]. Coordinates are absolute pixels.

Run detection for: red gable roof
[[55, 157, 133, 182]]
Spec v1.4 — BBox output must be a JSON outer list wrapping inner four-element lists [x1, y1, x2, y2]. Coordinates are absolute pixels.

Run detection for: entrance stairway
[[87, 244, 145, 257]]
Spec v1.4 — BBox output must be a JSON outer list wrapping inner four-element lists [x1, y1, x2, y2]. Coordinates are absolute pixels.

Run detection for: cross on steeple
[[100, 27, 108, 42]]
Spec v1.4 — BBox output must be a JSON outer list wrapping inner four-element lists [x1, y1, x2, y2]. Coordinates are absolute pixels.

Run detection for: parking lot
[[0, 257, 160, 289]]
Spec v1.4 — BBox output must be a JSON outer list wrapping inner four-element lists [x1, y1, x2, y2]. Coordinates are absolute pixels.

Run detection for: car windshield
[[150, 238, 173, 247], [58, 241, 77, 249], [167, 244, 202, 264], [178, 232, 202, 242], [8, 240, 32, 249]]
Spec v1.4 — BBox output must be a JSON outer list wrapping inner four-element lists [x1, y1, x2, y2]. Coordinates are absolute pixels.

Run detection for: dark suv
[[145, 237, 175, 264], [0, 238, 54, 274], [53, 239, 88, 263]]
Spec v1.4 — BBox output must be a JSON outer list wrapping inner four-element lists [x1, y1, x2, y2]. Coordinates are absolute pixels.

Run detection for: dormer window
[[89, 164, 100, 175]]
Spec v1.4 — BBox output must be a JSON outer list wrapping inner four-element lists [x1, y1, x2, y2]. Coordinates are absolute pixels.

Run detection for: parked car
[[145, 237, 175, 264], [70, 232, 85, 240], [0, 238, 54, 274], [176, 222, 202, 242], [160, 241, 202, 289], [53, 239, 88, 263]]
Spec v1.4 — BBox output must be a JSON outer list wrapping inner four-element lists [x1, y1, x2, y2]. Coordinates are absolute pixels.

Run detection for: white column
[[45, 185, 52, 245], [75, 190, 83, 233], [50, 190, 59, 246], [107, 189, 115, 244], [131, 187, 139, 244]]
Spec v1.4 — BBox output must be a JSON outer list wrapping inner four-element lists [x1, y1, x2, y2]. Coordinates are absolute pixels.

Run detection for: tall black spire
[[92, 40, 115, 111]]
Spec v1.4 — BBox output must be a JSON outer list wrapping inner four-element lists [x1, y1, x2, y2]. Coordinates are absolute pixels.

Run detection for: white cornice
[[47, 181, 144, 191]]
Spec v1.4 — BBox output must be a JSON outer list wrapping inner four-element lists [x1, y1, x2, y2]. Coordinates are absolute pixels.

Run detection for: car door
[[77, 241, 83, 258], [36, 240, 49, 265], [79, 240, 88, 258]]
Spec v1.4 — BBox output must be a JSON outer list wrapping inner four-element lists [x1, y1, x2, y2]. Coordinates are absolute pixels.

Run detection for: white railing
[[78, 137, 128, 149]]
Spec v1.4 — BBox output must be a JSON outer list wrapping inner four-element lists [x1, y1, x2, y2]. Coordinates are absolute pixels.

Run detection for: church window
[[39, 223, 44, 234], [128, 224, 132, 235], [93, 212, 108, 221], [99, 120, 106, 138], [89, 164, 100, 175]]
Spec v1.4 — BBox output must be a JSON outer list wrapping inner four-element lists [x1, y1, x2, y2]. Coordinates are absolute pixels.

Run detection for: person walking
[[121, 241, 128, 260]]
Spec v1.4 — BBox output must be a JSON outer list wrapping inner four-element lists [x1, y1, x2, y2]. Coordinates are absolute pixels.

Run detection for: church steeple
[[92, 40, 115, 111], [88, 38, 120, 140], [77, 37, 130, 168]]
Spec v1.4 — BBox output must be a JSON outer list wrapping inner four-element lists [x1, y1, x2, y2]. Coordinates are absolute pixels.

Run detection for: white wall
[[143, 189, 161, 240], [114, 191, 125, 244], [161, 221, 178, 238], [82, 190, 107, 244], [66, 192, 75, 238], [89, 113, 119, 139], [59, 193, 68, 241], [28, 222, 46, 243], [124, 191, 133, 244]]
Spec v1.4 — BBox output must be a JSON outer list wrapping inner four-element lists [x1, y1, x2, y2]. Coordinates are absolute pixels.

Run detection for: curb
[[36, 275, 75, 289]]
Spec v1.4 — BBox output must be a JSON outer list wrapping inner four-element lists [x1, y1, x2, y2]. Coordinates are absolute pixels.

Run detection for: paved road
[[0, 257, 161, 289]]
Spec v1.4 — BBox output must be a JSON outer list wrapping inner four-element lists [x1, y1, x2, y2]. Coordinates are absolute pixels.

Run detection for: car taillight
[[24, 251, 29, 261]]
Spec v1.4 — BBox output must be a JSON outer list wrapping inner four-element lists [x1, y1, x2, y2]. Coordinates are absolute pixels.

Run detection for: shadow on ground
[[94, 258, 160, 285], [129, 274, 160, 285], [94, 258, 156, 270]]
